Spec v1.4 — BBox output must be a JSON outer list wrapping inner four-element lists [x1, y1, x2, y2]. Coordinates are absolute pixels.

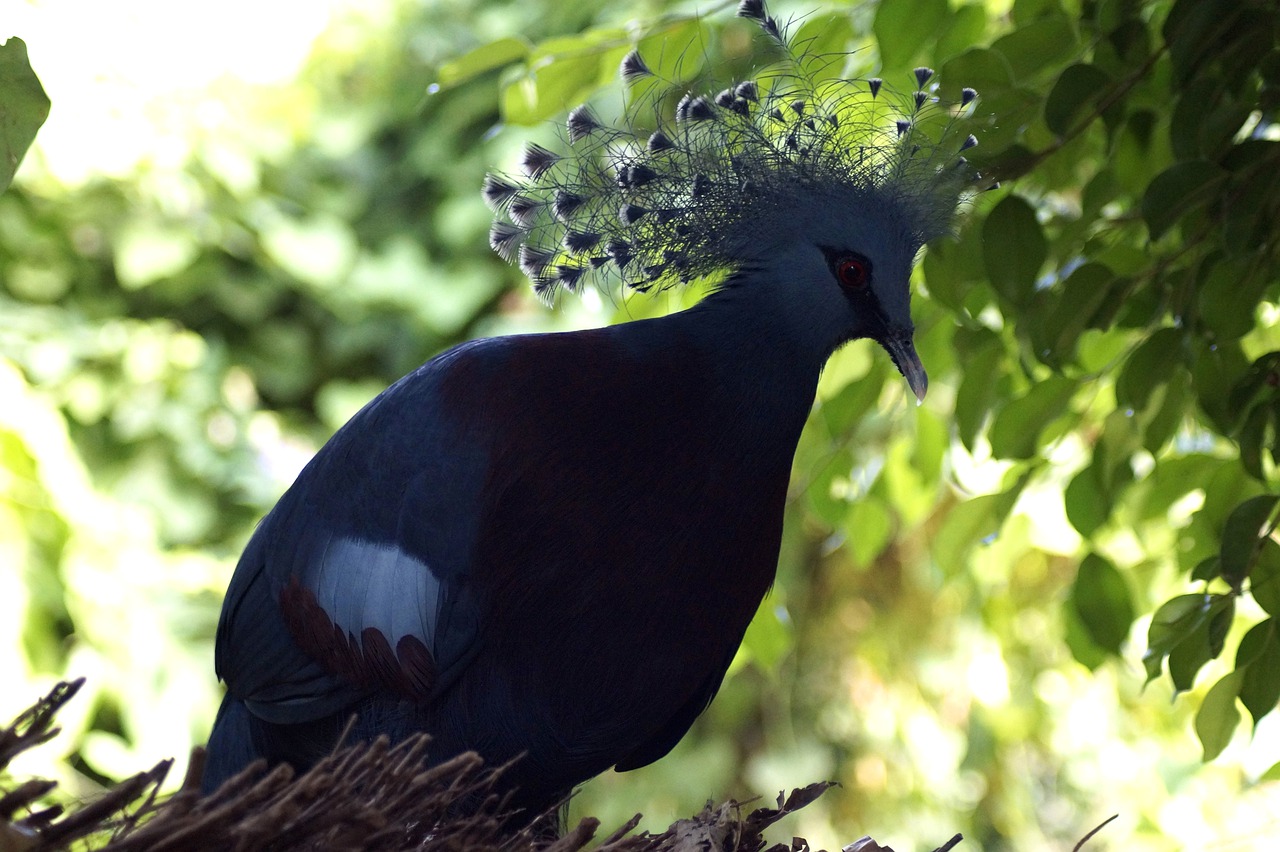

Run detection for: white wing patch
[[315, 537, 443, 652]]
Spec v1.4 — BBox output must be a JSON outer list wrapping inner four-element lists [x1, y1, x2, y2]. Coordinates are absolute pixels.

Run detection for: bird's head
[[484, 0, 987, 400], [727, 183, 933, 400]]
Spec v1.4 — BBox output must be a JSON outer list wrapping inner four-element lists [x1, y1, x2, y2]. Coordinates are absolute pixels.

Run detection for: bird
[[202, 0, 984, 827]]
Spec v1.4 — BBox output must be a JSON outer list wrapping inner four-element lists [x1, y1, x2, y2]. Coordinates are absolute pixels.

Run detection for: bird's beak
[[880, 333, 928, 403]]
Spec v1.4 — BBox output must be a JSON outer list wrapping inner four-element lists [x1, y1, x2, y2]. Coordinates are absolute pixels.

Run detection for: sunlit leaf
[[791, 15, 856, 85], [820, 362, 888, 436], [933, 486, 1022, 564], [805, 447, 856, 529], [934, 4, 987, 66], [988, 376, 1076, 460], [1142, 370, 1189, 453], [1195, 670, 1242, 761], [873, 0, 948, 73], [845, 497, 893, 568], [0, 37, 49, 193], [738, 600, 792, 672], [435, 37, 530, 89]]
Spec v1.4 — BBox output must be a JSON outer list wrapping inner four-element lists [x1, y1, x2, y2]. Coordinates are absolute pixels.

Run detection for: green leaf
[[982, 195, 1047, 307], [1115, 327, 1183, 412], [1063, 601, 1110, 670], [1220, 495, 1279, 587], [937, 47, 1016, 93], [988, 376, 1077, 460], [1221, 142, 1280, 254], [1096, 409, 1141, 491], [501, 31, 630, 125], [1192, 556, 1222, 582], [1236, 620, 1280, 726], [739, 600, 793, 671], [1044, 63, 1113, 136], [821, 361, 889, 436], [1170, 77, 1224, 161], [911, 406, 947, 485], [1198, 255, 1268, 342], [922, 231, 987, 313], [1193, 339, 1250, 434], [1196, 670, 1243, 761], [933, 481, 1026, 563], [1143, 369, 1190, 453], [1065, 461, 1109, 538], [1144, 594, 1230, 687], [938, 48, 1032, 150], [1199, 460, 1269, 534], [0, 37, 51, 192], [1163, 0, 1238, 83], [845, 497, 894, 568], [435, 37, 530, 89], [1227, 352, 1280, 439], [934, 4, 988, 66], [1141, 160, 1228, 240], [953, 331, 1005, 451], [806, 448, 856, 529], [1038, 262, 1116, 364], [632, 18, 704, 83], [791, 15, 856, 84], [1170, 598, 1234, 692], [1137, 453, 1223, 523], [1237, 405, 1270, 480], [873, 0, 949, 73], [1113, 108, 1172, 195], [1251, 540, 1280, 616], [990, 16, 1079, 82], [1069, 553, 1135, 655]]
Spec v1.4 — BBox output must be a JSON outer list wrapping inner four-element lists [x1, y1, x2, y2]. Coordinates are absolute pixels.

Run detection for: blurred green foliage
[[4, 0, 1280, 848]]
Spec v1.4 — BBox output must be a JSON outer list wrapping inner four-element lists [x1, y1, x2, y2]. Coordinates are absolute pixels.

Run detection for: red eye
[[836, 256, 870, 289]]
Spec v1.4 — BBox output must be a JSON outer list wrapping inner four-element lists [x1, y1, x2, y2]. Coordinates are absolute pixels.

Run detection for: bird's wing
[[215, 341, 493, 726]]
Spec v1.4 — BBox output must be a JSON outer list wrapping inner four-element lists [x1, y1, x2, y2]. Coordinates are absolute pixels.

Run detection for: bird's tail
[[201, 693, 261, 795]]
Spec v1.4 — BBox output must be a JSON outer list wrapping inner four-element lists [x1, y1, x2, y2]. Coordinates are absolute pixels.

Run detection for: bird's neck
[[689, 275, 833, 399], [615, 280, 829, 449]]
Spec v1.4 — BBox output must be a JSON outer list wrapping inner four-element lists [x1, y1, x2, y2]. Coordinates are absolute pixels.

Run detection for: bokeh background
[[4, 0, 1280, 848]]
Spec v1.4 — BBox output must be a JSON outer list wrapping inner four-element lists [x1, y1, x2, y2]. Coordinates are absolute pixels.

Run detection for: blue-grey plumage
[[204, 0, 981, 828]]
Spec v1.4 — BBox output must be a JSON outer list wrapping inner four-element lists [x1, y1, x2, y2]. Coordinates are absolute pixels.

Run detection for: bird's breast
[[440, 327, 805, 750]]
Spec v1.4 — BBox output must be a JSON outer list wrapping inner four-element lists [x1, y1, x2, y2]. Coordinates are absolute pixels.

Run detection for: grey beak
[[881, 333, 928, 402]]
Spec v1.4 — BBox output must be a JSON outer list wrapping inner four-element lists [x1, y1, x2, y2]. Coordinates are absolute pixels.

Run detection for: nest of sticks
[[0, 680, 963, 852]]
